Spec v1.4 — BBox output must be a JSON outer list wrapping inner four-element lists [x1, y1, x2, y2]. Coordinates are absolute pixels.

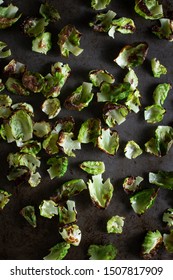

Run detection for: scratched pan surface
[[0, 0, 173, 260]]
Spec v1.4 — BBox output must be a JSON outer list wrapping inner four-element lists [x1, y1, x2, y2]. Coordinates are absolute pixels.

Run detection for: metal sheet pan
[[0, 0, 173, 260]]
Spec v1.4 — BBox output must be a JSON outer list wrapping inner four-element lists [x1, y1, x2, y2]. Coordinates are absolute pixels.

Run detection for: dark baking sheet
[[0, 0, 173, 260]]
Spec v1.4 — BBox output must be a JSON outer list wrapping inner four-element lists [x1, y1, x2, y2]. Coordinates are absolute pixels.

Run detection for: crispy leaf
[[130, 188, 158, 214], [87, 174, 114, 209], [88, 244, 117, 260], [142, 230, 162, 259], [107, 215, 125, 234], [114, 42, 149, 69], [43, 242, 70, 260]]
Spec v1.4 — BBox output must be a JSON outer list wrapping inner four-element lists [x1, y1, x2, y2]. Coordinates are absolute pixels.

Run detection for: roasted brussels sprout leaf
[[114, 42, 149, 69], [32, 32, 52, 55], [152, 19, 173, 41], [142, 230, 163, 259], [145, 126, 173, 156], [80, 161, 105, 175], [0, 94, 12, 119], [0, 3, 21, 29], [130, 188, 158, 215], [7, 167, 30, 185], [22, 17, 48, 38], [144, 104, 166, 124], [53, 116, 75, 134], [0, 41, 11, 58], [47, 156, 68, 179], [103, 103, 129, 127], [0, 189, 11, 210], [43, 242, 70, 260], [20, 205, 37, 228], [42, 98, 61, 119], [89, 10, 116, 33], [125, 89, 141, 113], [22, 71, 44, 93], [149, 171, 173, 190], [163, 208, 173, 227], [123, 69, 138, 91], [58, 200, 77, 226], [33, 121, 51, 138], [97, 128, 119, 155], [20, 140, 41, 155], [123, 176, 144, 194], [9, 110, 33, 143], [153, 83, 171, 106], [97, 82, 131, 103], [4, 59, 26, 77], [42, 133, 59, 155], [151, 58, 167, 78], [5, 77, 30, 96], [42, 62, 71, 98], [59, 224, 81, 246], [64, 82, 94, 111], [134, 0, 163, 20], [87, 174, 114, 209], [58, 25, 83, 57], [88, 244, 117, 260], [124, 140, 143, 159], [58, 132, 81, 157], [89, 69, 115, 87], [78, 118, 101, 144], [51, 179, 87, 203], [39, 2, 60, 22], [163, 230, 173, 253], [109, 17, 136, 38], [7, 150, 41, 187], [107, 215, 125, 234], [39, 200, 58, 219], [91, 0, 111, 10]]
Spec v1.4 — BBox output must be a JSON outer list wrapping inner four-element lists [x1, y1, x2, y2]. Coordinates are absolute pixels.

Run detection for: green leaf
[[58, 132, 81, 157], [20, 205, 37, 228], [97, 128, 119, 155], [32, 32, 52, 55], [149, 171, 173, 190], [107, 215, 125, 234], [78, 118, 101, 144], [58, 25, 83, 57], [123, 176, 143, 194], [64, 82, 94, 111], [80, 161, 105, 175], [152, 18, 173, 41], [91, 0, 111, 10], [124, 140, 143, 159], [130, 188, 158, 214], [97, 82, 131, 103], [43, 242, 70, 260], [89, 69, 115, 87], [0, 189, 11, 210], [88, 244, 117, 260], [153, 83, 171, 106], [142, 230, 162, 258], [163, 208, 173, 227], [103, 103, 129, 127], [39, 200, 58, 219], [163, 230, 173, 253], [58, 200, 77, 226], [151, 58, 167, 78], [144, 104, 165, 124], [134, 0, 163, 20], [51, 179, 87, 202], [42, 98, 61, 119], [88, 174, 114, 209], [114, 42, 149, 69], [0, 41, 11, 58], [47, 156, 68, 179], [59, 224, 82, 246]]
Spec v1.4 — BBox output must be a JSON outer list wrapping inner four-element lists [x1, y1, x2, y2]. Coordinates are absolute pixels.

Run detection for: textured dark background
[[0, 0, 173, 260]]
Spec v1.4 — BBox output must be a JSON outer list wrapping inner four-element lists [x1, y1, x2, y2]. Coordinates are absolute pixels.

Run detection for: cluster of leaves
[[1, 0, 173, 260]]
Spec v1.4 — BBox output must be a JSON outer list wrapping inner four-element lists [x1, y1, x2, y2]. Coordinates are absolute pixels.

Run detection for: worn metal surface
[[0, 0, 173, 260]]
